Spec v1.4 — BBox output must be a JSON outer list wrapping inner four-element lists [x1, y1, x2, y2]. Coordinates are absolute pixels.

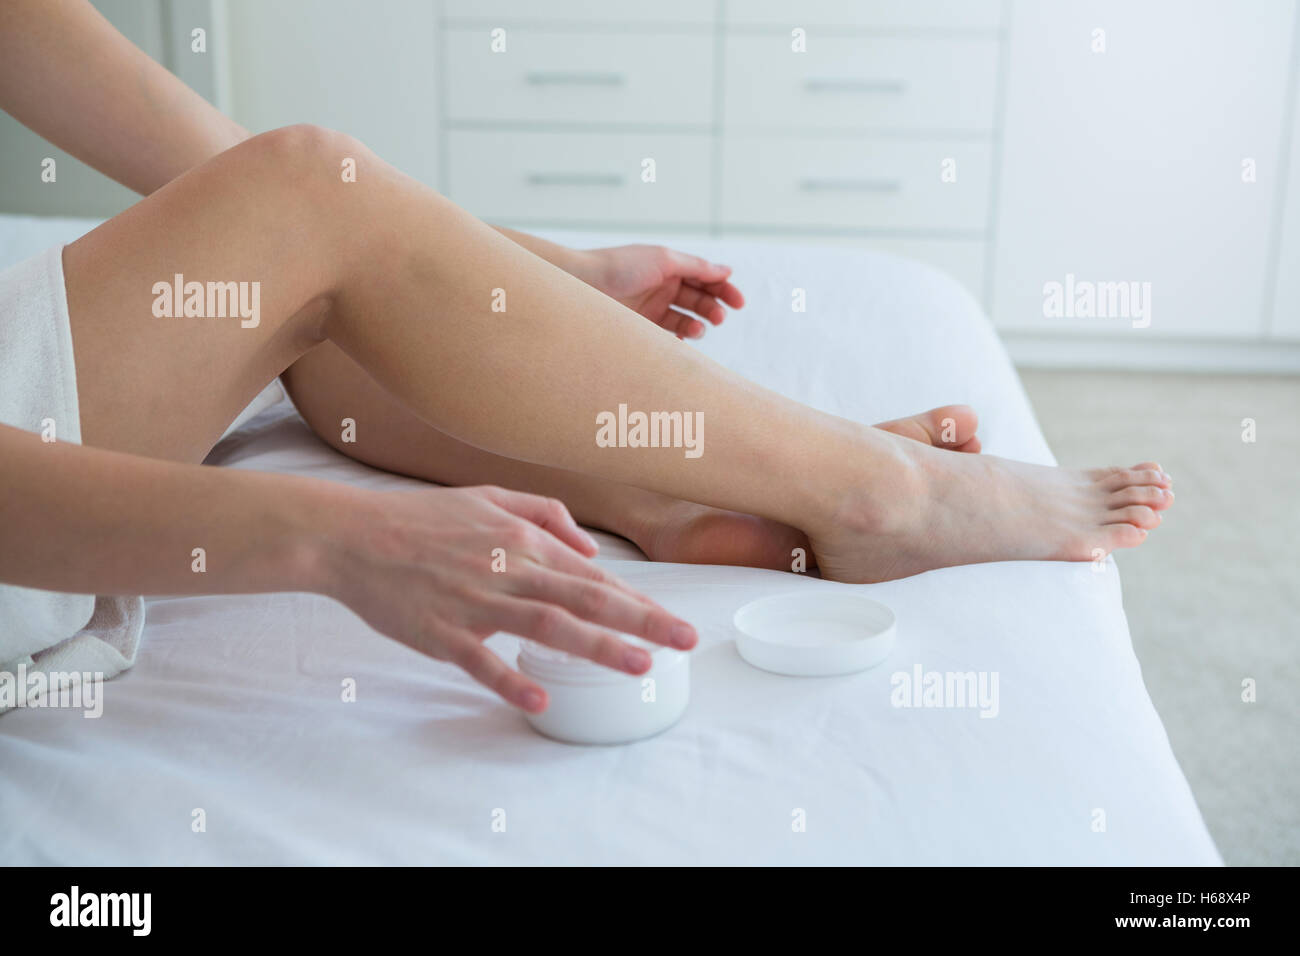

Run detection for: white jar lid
[[732, 591, 896, 677]]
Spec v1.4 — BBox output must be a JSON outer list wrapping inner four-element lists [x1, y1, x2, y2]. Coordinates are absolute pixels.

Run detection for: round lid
[[732, 591, 896, 677]]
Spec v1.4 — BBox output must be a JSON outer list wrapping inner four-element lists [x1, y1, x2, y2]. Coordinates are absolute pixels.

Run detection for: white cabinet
[[437, 0, 1005, 302], [719, 137, 992, 232], [991, 0, 1294, 340], [722, 35, 1000, 133], [723, 0, 1003, 31], [434, 0, 1300, 365], [446, 131, 711, 226], [444, 29, 714, 127], [1272, 67, 1300, 340]]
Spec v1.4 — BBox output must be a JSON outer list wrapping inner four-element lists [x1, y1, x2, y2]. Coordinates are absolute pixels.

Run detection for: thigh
[[63, 131, 342, 463]]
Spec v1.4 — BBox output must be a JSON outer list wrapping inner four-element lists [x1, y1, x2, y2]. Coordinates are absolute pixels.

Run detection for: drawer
[[441, 0, 716, 27], [725, 0, 1004, 30], [445, 131, 712, 226], [723, 35, 999, 132], [719, 136, 991, 231], [444, 28, 713, 126]]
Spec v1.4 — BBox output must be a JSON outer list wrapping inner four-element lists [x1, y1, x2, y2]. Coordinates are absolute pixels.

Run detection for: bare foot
[[811, 430, 1175, 583], [633, 405, 982, 570], [876, 404, 981, 453]]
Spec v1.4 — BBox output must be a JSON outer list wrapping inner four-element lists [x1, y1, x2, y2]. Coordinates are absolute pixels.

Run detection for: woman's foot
[[631, 405, 982, 570], [875, 404, 981, 453], [811, 432, 1175, 583]]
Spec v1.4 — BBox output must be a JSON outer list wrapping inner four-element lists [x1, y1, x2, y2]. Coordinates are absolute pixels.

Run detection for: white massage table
[[0, 215, 1221, 865]]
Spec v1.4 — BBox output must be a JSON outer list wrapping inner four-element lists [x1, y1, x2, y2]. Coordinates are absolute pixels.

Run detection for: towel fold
[[0, 245, 144, 713]]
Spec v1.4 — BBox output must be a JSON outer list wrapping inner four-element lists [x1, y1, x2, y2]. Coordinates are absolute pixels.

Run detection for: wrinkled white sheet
[[0, 218, 1220, 864]]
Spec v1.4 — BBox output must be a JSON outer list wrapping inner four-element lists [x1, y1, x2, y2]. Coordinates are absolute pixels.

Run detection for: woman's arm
[[0, 422, 326, 597], [0, 423, 691, 710], [0, 0, 741, 332], [0, 0, 249, 194]]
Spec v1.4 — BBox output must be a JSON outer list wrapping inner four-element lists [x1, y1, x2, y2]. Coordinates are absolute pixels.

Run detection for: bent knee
[[238, 124, 373, 191]]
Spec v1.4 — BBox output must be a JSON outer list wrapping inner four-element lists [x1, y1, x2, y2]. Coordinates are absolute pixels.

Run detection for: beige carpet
[[1019, 369, 1300, 866]]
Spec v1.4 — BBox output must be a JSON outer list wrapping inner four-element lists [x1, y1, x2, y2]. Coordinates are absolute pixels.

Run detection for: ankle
[[817, 429, 928, 540]]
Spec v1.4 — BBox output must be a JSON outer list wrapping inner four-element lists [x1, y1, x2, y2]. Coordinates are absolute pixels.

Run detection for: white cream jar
[[516, 638, 690, 745]]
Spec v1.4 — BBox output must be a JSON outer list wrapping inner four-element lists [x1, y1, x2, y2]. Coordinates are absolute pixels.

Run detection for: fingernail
[[521, 689, 545, 712], [671, 623, 697, 649], [581, 530, 599, 552], [624, 647, 652, 672]]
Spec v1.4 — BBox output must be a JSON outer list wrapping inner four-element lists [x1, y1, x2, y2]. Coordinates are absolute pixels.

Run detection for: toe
[[1110, 485, 1175, 510], [1096, 467, 1170, 491], [928, 404, 979, 447], [1105, 504, 1162, 529], [876, 405, 979, 448], [1101, 523, 1149, 551]]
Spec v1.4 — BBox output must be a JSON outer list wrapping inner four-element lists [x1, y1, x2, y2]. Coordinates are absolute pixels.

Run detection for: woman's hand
[[578, 244, 746, 339], [321, 484, 698, 713]]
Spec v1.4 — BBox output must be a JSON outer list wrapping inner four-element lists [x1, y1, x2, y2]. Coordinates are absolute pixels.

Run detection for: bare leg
[[66, 126, 1172, 584], [283, 340, 980, 570]]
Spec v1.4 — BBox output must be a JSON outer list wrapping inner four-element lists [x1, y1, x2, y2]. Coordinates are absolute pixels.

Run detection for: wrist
[[562, 247, 604, 288], [273, 476, 367, 599]]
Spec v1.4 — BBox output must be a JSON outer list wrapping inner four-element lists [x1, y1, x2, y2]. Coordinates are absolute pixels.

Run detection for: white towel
[[0, 245, 144, 714]]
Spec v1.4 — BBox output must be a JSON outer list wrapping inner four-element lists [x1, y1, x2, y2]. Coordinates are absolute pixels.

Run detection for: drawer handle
[[804, 78, 908, 95], [799, 177, 901, 193], [525, 71, 627, 87], [527, 173, 625, 187]]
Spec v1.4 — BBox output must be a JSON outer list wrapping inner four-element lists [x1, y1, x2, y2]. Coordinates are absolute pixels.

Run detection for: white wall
[[224, 0, 440, 188], [992, 0, 1297, 366]]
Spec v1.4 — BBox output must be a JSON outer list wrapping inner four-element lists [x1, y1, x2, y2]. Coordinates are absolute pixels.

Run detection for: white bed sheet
[[0, 216, 1220, 865]]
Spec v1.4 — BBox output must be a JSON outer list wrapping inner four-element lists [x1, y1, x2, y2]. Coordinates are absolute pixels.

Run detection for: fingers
[[443, 630, 548, 712], [477, 486, 599, 556], [511, 565, 697, 651], [662, 248, 745, 311], [673, 285, 725, 325], [485, 598, 658, 676], [666, 306, 706, 339], [524, 528, 675, 613], [664, 248, 731, 284], [694, 278, 744, 309]]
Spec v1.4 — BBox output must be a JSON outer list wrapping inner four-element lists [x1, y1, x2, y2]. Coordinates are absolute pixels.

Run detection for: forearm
[[0, 424, 336, 598], [0, 0, 247, 195]]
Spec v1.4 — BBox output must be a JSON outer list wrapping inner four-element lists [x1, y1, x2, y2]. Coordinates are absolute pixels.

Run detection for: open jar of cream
[[516, 637, 689, 745]]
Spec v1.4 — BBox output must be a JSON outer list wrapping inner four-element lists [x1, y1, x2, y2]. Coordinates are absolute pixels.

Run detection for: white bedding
[[0, 216, 1220, 865]]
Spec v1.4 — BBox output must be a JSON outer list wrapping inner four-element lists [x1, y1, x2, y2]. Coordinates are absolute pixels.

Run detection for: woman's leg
[[65, 125, 1172, 584], [282, 339, 981, 570]]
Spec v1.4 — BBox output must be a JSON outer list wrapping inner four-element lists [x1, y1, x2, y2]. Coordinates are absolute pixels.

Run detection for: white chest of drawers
[[437, 0, 1007, 304], [431, 0, 1299, 369]]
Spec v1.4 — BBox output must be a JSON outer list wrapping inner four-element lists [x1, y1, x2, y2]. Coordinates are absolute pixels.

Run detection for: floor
[[1019, 369, 1300, 867]]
